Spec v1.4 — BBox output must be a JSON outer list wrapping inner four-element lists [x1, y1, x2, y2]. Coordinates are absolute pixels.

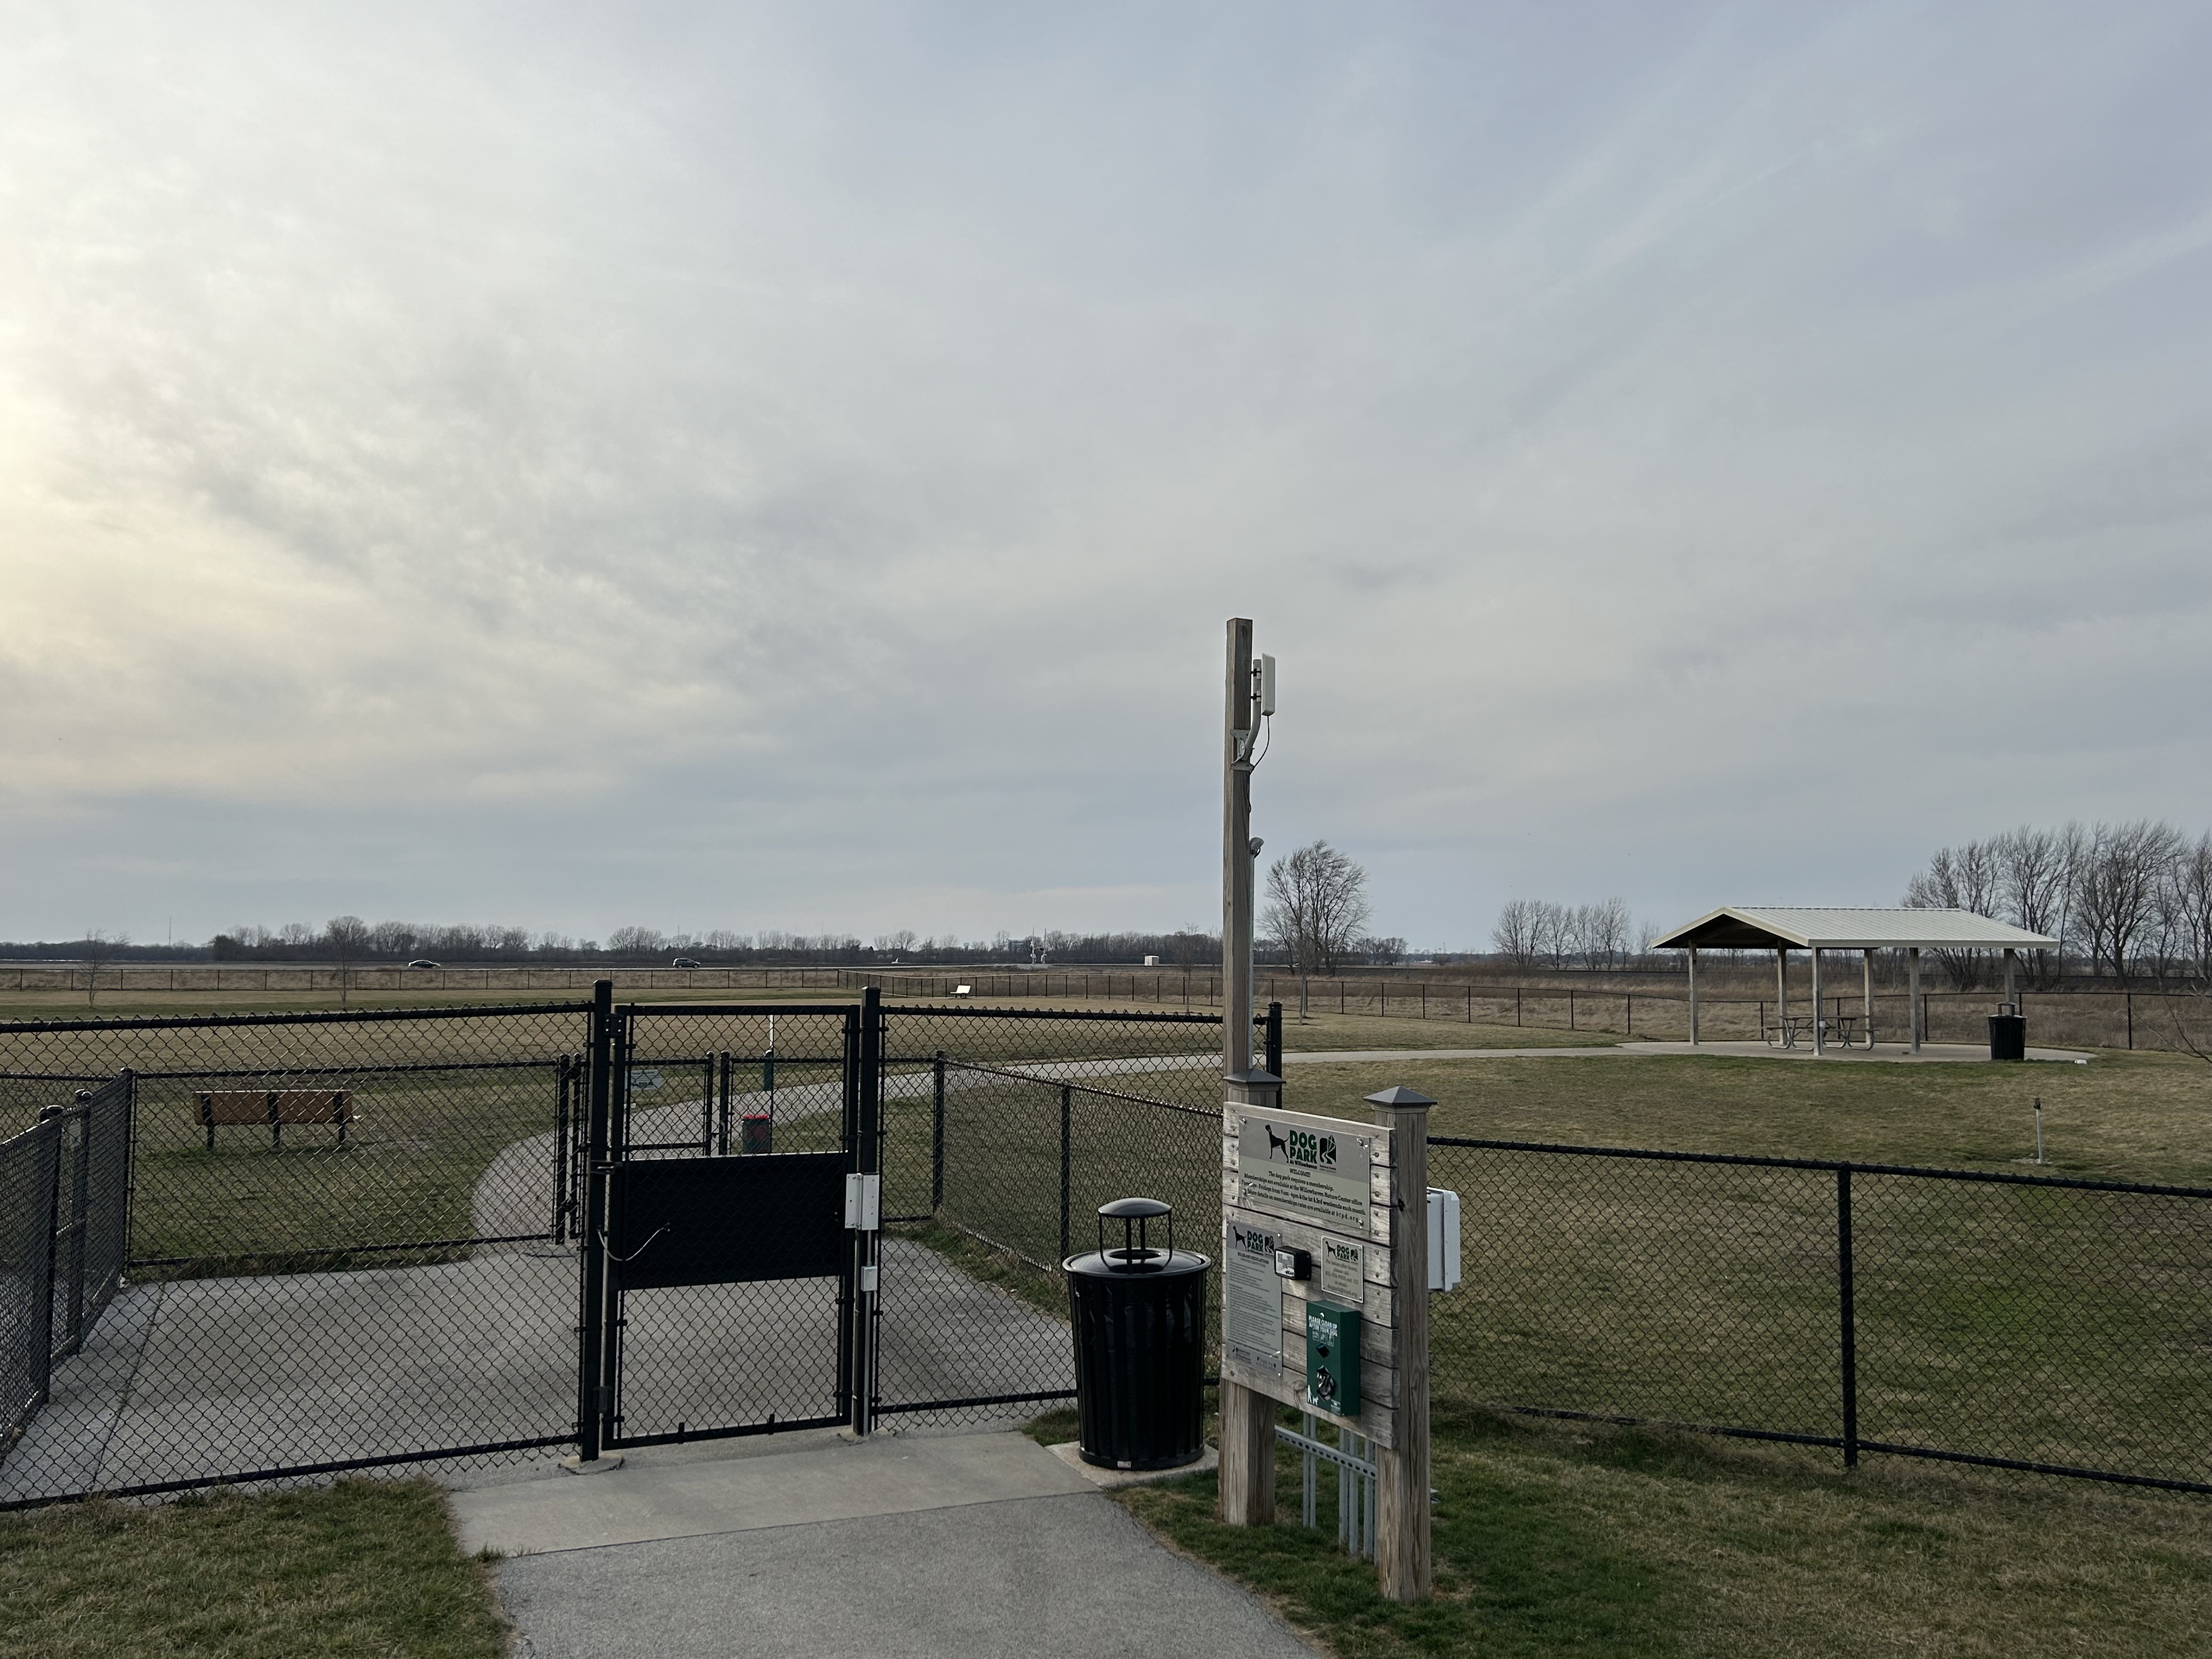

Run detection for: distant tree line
[[1489, 898, 1641, 970], [1902, 821, 2212, 987], [37, 920, 1238, 967]]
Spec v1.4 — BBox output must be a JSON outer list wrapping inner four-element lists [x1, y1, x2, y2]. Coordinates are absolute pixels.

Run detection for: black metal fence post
[[849, 988, 884, 1436], [36, 1105, 64, 1396], [930, 1051, 946, 1211], [120, 1068, 138, 1272], [1266, 1001, 1283, 1078], [1059, 1083, 1073, 1261], [716, 1051, 731, 1155], [552, 1058, 572, 1243], [1838, 1166, 1859, 1469], [835, 1006, 857, 1425], [575, 979, 614, 1463], [62, 1099, 91, 1356]]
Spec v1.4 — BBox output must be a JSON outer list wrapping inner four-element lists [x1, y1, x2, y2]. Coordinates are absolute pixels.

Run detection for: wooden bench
[[194, 1089, 353, 1150]]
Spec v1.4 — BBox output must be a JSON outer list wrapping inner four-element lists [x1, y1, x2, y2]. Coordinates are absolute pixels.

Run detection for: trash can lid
[[1098, 1197, 1171, 1221]]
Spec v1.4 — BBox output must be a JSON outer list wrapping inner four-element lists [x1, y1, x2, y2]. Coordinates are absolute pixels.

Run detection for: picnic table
[[1765, 1013, 1868, 1050]]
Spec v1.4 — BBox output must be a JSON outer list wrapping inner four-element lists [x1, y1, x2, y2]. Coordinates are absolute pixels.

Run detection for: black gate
[[575, 988, 1226, 1451], [578, 989, 877, 1454]]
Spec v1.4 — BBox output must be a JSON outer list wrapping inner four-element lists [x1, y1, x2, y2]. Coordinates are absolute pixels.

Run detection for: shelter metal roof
[[1651, 906, 2058, 952]]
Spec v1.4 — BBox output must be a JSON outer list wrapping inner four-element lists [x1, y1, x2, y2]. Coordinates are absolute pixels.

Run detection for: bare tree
[[326, 915, 369, 1009], [1994, 825, 2075, 985], [1534, 900, 1569, 968], [1585, 898, 1632, 968], [2161, 831, 2212, 981], [1263, 841, 1371, 1021], [1490, 900, 1541, 969], [2073, 820, 2181, 978], [1905, 840, 2004, 987], [83, 928, 127, 1007]]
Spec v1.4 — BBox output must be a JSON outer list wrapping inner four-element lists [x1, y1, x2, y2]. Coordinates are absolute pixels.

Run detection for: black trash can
[[1990, 1005, 2027, 1062], [1065, 1197, 1210, 1471]]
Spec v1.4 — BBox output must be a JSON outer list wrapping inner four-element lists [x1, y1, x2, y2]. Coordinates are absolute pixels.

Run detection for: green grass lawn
[[1286, 1048, 2212, 1181], [1111, 1404, 2212, 1659], [120, 1069, 564, 1274], [0, 1479, 509, 1658], [934, 1048, 2212, 1493]]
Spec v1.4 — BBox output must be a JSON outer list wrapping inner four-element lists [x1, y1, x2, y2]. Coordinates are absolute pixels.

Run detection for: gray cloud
[[3, 1, 2209, 945]]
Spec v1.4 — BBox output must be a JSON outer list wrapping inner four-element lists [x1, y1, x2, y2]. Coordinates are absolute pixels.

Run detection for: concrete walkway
[[453, 1430, 1317, 1659], [1282, 1040, 2092, 1065]]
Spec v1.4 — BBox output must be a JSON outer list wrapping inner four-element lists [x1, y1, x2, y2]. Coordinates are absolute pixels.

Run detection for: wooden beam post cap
[[1363, 1086, 1435, 1109]]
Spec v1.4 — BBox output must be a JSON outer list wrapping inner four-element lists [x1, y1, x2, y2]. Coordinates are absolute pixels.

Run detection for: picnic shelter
[[1650, 906, 2059, 1054]]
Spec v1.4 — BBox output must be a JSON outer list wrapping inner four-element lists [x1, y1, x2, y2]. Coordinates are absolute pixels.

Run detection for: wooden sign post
[[1217, 1084, 1434, 1602]]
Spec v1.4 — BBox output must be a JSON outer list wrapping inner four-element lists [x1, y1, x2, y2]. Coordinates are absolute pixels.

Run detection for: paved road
[[455, 1430, 1318, 1659]]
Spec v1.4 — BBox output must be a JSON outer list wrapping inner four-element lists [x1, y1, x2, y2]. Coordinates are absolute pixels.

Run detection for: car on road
[[405, 959, 441, 969], [672, 957, 702, 968]]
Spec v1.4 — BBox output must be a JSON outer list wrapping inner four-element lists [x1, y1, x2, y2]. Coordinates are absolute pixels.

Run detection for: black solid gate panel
[[607, 1153, 849, 1289]]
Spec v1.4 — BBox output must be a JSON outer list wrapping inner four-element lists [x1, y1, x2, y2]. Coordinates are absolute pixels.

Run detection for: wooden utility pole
[[1218, 616, 1278, 1523], [1223, 617, 1256, 1080]]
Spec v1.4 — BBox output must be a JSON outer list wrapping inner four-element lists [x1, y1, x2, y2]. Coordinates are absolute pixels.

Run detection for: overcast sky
[[3, 1, 2209, 949]]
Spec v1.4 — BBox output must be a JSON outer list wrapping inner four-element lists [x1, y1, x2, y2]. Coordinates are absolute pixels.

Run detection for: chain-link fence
[[1, 1076, 132, 1472], [1429, 1136, 2212, 1493], [0, 994, 1257, 1505], [2, 1114, 61, 1463], [0, 1003, 592, 1506], [870, 1005, 1251, 1426]]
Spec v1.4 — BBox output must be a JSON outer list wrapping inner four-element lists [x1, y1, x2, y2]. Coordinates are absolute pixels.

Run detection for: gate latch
[[844, 1172, 882, 1232]]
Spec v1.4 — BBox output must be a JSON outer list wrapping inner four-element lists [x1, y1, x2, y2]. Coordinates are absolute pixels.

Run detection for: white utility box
[[1425, 1187, 1461, 1291]]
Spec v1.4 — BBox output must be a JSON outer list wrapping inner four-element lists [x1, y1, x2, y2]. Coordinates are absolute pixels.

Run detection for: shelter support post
[[1775, 948, 1787, 1043], [1687, 947, 1699, 1046], [1909, 948, 1922, 1053], [1863, 949, 1875, 1048], [1812, 949, 1825, 1056], [2005, 947, 2017, 1006]]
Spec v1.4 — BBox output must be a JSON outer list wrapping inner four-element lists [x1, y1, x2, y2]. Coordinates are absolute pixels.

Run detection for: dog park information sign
[[1231, 1113, 1375, 1232], [1221, 1102, 1397, 1448]]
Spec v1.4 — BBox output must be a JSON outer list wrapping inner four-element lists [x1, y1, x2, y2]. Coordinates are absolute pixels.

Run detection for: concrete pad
[[490, 1489, 1321, 1659], [1615, 1040, 2094, 1064], [1047, 1438, 1217, 1488], [453, 1430, 1092, 1555], [0, 1282, 164, 1503], [4, 1234, 1069, 1503]]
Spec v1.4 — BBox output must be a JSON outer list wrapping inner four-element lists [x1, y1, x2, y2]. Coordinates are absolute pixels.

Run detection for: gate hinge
[[844, 1172, 882, 1232]]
